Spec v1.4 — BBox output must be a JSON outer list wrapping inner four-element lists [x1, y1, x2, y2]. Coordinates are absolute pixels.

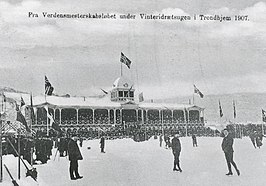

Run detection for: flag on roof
[[21, 96, 25, 107], [262, 109, 266, 122], [100, 88, 108, 94], [139, 92, 144, 102], [194, 85, 204, 98], [45, 76, 54, 96], [120, 52, 131, 69]]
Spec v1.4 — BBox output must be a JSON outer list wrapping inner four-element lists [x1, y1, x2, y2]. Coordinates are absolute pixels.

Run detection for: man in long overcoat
[[171, 133, 182, 172], [68, 136, 83, 180], [100, 136, 105, 153]]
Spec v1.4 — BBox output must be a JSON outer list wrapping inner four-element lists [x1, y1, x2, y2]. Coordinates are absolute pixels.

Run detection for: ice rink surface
[[1, 136, 266, 186]]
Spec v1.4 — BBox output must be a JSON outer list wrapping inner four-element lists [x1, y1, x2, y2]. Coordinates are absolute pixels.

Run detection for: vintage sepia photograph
[[0, 0, 266, 185]]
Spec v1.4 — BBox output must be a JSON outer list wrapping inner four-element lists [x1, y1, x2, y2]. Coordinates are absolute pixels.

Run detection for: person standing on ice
[[100, 136, 105, 153], [159, 134, 163, 147], [192, 134, 197, 147], [171, 133, 182, 172], [221, 129, 240, 176], [68, 136, 83, 180]]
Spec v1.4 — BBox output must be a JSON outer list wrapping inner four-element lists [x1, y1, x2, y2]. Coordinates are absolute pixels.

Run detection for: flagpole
[[46, 106, 49, 136], [30, 93, 33, 166], [121, 58, 123, 77], [262, 122, 264, 136], [161, 110, 164, 136], [18, 123, 21, 180], [1, 94, 3, 112], [0, 113, 3, 183]]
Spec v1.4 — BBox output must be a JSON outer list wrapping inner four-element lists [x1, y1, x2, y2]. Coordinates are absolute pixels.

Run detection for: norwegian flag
[[45, 76, 54, 96], [120, 52, 131, 69], [194, 85, 204, 98]]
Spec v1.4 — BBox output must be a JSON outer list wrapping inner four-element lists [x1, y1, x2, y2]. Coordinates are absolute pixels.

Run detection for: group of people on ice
[[160, 128, 243, 176], [249, 130, 265, 149], [32, 127, 266, 182]]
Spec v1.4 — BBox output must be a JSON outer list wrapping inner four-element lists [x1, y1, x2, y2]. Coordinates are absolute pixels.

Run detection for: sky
[[0, 0, 266, 99]]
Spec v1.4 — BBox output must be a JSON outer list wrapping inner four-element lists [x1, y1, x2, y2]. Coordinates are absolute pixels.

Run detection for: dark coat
[[100, 137, 105, 148], [68, 139, 83, 161], [222, 134, 234, 153], [171, 137, 181, 154]]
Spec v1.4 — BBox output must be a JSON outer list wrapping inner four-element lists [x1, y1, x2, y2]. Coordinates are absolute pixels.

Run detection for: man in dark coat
[[100, 136, 105, 153], [159, 134, 163, 147], [68, 136, 83, 180], [221, 129, 240, 176], [192, 134, 197, 147], [171, 133, 182, 172]]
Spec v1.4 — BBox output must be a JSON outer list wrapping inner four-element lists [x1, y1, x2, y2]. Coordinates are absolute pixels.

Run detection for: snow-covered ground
[[1, 137, 266, 186]]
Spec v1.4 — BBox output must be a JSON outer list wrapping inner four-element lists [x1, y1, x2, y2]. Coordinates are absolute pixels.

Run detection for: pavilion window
[[129, 91, 134, 97], [137, 110, 142, 122], [94, 109, 108, 124], [110, 110, 114, 124], [55, 109, 60, 124], [147, 110, 159, 121], [37, 107, 47, 125], [189, 110, 200, 123], [61, 108, 77, 125], [78, 109, 93, 124], [119, 91, 123, 97], [124, 91, 129, 97], [115, 109, 121, 124], [143, 110, 147, 123], [173, 110, 184, 123], [122, 109, 137, 122]]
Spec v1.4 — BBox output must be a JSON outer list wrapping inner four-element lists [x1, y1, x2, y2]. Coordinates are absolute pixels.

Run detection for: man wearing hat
[[100, 135, 106, 153], [221, 129, 240, 176], [171, 133, 182, 172], [68, 135, 83, 180]]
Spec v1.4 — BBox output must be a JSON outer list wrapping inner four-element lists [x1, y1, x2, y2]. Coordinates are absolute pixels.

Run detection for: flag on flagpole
[[139, 92, 144, 102], [16, 110, 31, 132], [233, 100, 236, 119], [30, 93, 36, 125], [262, 109, 266, 122], [47, 112, 55, 127], [100, 88, 108, 94], [45, 106, 60, 132], [120, 52, 131, 69], [194, 85, 204, 98], [45, 76, 54, 96], [219, 100, 223, 117], [21, 96, 25, 107], [127, 85, 134, 97]]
